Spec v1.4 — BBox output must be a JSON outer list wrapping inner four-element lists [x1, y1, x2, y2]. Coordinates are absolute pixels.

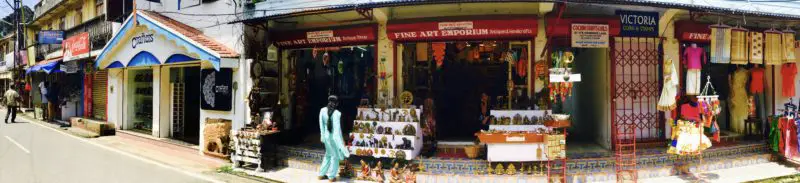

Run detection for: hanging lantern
[[710, 24, 731, 64], [730, 27, 748, 65], [749, 31, 764, 64], [783, 29, 796, 64], [431, 42, 446, 69], [764, 29, 783, 65]]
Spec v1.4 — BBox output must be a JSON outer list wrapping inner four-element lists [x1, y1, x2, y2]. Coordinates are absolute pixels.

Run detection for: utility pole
[[12, 0, 19, 83]]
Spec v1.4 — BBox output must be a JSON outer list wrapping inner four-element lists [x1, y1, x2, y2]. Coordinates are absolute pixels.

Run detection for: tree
[[0, 5, 32, 36]]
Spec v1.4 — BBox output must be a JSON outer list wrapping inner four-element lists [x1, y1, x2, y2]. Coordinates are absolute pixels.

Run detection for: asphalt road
[[0, 112, 217, 183]]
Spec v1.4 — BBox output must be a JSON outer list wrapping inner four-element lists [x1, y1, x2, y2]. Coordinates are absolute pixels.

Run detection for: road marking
[[20, 116, 223, 183], [5, 136, 30, 154]]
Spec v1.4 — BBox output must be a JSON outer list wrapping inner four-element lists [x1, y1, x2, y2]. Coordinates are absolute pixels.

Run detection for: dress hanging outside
[[765, 30, 784, 65], [782, 63, 797, 97], [710, 24, 731, 64], [783, 31, 796, 64], [658, 58, 678, 111], [729, 68, 749, 134], [730, 28, 748, 65], [749, 31, 764, 64]]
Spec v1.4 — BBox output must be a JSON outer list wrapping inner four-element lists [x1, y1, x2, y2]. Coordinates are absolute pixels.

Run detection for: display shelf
[[351, 107, 423, 160], [348, 146, 416, 160], [231, 130, 263, 171], [477, 132, 545, 143], [488, 125, 548, 132], [490, 110, 551, 118]]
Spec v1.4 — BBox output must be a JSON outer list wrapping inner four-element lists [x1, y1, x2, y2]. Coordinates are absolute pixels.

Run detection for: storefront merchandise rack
[[349, 107, 423, 160]]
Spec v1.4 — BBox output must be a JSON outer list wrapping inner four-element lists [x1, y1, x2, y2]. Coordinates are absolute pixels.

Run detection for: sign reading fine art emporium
[[387, 18, 537, 42], [272, 25, 377, 48], [571, 24, 609, 48], [63, 32, 90, 61]]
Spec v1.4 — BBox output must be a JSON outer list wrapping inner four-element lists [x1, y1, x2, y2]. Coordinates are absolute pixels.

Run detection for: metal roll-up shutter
[[92, 70, 108, 120]]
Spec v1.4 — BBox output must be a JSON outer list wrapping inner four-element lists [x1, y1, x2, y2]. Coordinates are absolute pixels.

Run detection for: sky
[[0, 0, 39, 18]]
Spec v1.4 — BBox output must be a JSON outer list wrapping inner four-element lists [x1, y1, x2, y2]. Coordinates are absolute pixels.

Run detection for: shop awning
[[26, 57, 62, 74], [271, 25, 377, 49], [94, 11, 239, 71], [387, 17, 538, 42]]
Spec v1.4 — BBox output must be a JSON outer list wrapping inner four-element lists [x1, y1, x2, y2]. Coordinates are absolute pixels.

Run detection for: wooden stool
[[744, 117, 760, 138]]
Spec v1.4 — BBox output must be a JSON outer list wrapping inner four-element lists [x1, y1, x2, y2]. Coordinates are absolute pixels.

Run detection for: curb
[[18, 112, 100, 138]]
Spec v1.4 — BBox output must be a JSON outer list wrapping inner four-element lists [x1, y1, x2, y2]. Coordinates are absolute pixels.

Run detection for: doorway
[[170, 66, 201, 145]]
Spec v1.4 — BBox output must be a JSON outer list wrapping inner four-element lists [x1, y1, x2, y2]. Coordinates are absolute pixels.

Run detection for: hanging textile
[[415, 43, 429, 62], [667, 120, 713, 155], [710, 24, 731, 64], [780, 117, 798, 157], [730, 27, 748, 64], [729, 68, 749, 133], [765, 30, 784, 65], [784, 30, 797, 64], [750, 67, 765, 94], [750, 31, 764, 64], [771, 117, 782, 152], [658, 59, 679, 111], [782, 63, 797, 97]]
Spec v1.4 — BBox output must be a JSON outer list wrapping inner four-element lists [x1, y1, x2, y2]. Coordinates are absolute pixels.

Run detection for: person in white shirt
[[4, 85, 21, 123]]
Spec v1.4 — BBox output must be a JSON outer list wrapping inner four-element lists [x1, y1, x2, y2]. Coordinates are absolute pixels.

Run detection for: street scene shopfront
[[228, 1, 800, 182]]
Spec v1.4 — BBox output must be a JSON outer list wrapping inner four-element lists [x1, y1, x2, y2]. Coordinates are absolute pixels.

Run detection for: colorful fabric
[[729, 68, 749, 134], [750, 31, 764, 64], [667, 120, 712, 155], [680, 103, 701, 122], [771, 117, 782, 152], [658, 59, 679, 111], [784, 32, 797, 64], [765, 31, 784, 65], [683, 47, 706, 69], [710, 25, 732, 64], [731, 28, 748, 64], [782, 63, 797, 97], [750, 67, 765, 94], [780, 117, 798, 158], [686, 69, 701, 95]]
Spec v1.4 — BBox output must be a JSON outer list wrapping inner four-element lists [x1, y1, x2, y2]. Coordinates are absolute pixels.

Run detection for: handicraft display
[[350, 106, 423, 160], [765, 29, 783, 65]]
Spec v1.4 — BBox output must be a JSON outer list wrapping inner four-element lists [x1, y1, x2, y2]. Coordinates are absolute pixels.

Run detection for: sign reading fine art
[[272, 26, 376, 48], [387, 18, 538, 42], [571, 24, 609, 48]]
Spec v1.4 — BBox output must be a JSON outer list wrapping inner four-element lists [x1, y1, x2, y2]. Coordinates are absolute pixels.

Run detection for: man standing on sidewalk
[[5, 84, 21, 123]]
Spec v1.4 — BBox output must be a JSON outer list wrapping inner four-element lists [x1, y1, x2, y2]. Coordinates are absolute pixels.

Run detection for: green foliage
[[0, 6, 34, 36]]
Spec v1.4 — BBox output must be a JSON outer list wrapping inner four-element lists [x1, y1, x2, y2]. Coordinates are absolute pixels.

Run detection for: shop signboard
[[571, 24, 609, 48], [681, 32, 711, 42], [675, 20, 711, 43], [616, 10, 659, 37], [63, 32, 90, 61], [201, 68, 233, 111], [38, 30, 64, 44], [272, 25, 376, 48], [387, 18, 537, 42]]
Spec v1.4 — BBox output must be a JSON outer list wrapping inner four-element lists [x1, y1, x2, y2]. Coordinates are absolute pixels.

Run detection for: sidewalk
[[16, 111, 275, 183], [639, 162, 799, 183]]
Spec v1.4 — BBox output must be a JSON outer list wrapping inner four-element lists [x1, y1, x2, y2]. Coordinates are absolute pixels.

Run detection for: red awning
[[387, 17, 538, 42], [675, 20, 711, 43], [271, 25, 377, 48], [545, 17, 621, 37]]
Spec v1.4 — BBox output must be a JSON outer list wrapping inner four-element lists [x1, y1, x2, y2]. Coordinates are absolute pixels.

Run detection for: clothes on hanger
[[780, 116, 799, 158], [771, 117, 782, 152], [658, 58, 679, 111], [750, 66, 765, 94], [782, 63, 797, 97], [749, 31, 764, 64], [710, 25, 732, 64], [684, 45, 706, 95]]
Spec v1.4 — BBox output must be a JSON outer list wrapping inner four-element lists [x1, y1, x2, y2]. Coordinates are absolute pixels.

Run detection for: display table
[[478, 110, 567, 162], [349, 108, 423, 160]]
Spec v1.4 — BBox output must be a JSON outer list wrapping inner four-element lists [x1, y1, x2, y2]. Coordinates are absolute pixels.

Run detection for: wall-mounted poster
[[201, 68, 233, 111]]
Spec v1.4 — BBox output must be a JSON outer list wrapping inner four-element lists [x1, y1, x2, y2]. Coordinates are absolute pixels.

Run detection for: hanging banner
[[201, 68, 233, 111], [38, 30, 64, 44], [63, 32, 90, 61], [571, 24, 609, 48], [271, 25, 376, 48], [387, 17, 537, 42], [616, 10, 659, 37]]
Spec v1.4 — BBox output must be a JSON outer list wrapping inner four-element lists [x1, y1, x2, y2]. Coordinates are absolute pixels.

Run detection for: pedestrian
[[39, 81, 48, 120], [5, 84, 21, 123]]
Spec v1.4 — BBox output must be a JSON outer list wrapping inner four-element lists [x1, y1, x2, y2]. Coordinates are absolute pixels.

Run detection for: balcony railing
[[33, 0, 65, 20], [36, 16, 112, 61]]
